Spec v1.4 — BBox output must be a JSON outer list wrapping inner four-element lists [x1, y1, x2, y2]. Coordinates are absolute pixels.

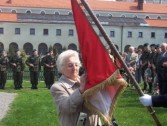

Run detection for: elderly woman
[[50, 50, 99, 126]]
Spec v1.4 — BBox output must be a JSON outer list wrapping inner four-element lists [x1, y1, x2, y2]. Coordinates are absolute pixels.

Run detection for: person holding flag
[[50, 50, 100, 126], [51, 0, 127, 126]]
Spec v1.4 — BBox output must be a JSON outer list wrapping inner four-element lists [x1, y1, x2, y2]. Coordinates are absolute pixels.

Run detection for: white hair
[[129, 46, 134, 50], [56, 50, 81, 73]]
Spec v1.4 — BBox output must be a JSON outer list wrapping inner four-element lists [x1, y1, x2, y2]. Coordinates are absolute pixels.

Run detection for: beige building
[[0, 0, 167, 54]]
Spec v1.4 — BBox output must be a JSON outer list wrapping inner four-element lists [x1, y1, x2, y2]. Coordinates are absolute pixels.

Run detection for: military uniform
[[41, 52, 50, 88], [10, 51, 24, 89], [26, 50, 41, 89], [42, 52, 56, 89], [140, 43, 150, 91], [147, 44, 156, 93], [0, 50, 8, 89]]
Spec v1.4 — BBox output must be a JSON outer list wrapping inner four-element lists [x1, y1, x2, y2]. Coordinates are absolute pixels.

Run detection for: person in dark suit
[[139, 94, 167, 108]]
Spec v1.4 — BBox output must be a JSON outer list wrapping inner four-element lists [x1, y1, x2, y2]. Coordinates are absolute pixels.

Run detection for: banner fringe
[[83, 70, 127, 125]]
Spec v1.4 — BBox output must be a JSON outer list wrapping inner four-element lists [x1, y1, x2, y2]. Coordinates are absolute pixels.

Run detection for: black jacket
[[152, 94, 167, 108]]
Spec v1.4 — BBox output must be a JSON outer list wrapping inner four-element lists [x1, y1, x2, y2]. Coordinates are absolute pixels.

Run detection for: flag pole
[[80, 0, 161, 125]]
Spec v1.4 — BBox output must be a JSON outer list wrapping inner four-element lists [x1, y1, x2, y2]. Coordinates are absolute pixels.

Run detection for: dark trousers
[[13, 71, 23, 89], [0, 71, 7, 89], [45, 70, 55, 89], [30, 71, 39, 89], [158, 71, 167, 95]]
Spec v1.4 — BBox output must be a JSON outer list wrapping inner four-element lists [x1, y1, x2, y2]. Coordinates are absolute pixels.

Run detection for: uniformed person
[[152, 44, 161, 95], [147, 44, 156, 93], [41, 51, 50, 88], [140, 43, 150, 92], [0, 49, 8, 89], [26, 49, 41, 89], [10, 49, 24, 90], [42, 50, 56, 89]]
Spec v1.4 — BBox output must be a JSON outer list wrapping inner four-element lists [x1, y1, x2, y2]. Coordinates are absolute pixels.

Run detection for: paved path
[[0, 92, 17, 120]]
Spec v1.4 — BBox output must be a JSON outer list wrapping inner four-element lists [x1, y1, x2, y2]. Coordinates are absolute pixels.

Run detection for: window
[[23, 43, 33, 55], [69, 29, 74, 36], [128, 31, 132, 38], [11, 10, 16, 13], [41, 11, 45, 15], [146, 16, 149, 19], [138, 32, 143, 38], [38, 43, 48, 55], [68, 12, 72, 15], [165, 33, 167, 39], [0, 28, 4, 34], [55, 12, 60, 15], [110, 31, 115, 37], [151, 32, 155, 38], [9, 42, 18, 52], [43, 29, 48, 35], [157, 16, 161, 19], [56, 29, 61, 36], [15, 28, 20, 35], [26, 10, 31, 14], [30, 28, 35, 35]]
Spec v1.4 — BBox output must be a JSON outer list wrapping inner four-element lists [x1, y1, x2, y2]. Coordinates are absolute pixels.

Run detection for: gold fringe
[[83, 70, 125, 98], [83, 70, 128, 125]]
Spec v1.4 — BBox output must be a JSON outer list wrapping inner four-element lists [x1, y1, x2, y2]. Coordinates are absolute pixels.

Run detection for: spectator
[[135, 49, 142, 83], [125, 46, 138, 84], [157, 43, 167, 95]]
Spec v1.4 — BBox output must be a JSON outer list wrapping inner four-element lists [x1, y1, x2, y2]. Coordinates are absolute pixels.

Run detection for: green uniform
[[26, 54, 40, 89], [140, 50, 150, 91], [0, 54, 8, 89], [43, 54, 56, 89], [10, 55, 24, 89]]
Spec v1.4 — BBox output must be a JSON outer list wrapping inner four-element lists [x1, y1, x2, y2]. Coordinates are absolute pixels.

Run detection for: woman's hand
[[79, 74, 87, 94]]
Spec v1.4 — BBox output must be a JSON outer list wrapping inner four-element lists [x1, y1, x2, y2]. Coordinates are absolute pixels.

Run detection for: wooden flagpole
[[80, 0, 161, 125]]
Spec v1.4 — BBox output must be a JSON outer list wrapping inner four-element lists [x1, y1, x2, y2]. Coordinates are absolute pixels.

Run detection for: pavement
[[0, 92, 17, 121]]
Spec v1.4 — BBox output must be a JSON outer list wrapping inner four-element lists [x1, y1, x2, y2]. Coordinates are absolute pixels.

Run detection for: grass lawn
[[0, 80, 167, 126]]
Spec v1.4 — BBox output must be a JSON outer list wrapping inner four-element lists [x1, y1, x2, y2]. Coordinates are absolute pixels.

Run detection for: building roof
[[0, 0, 167, 28], [145, 19, 167, 27], [0, 13, 167, 28], [0, 13, 148, 27], [0, 0, 167, 14], [0, 13, 17, 22]]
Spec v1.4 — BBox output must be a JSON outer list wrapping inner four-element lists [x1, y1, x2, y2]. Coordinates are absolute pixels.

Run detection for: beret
[[143, 43, 149, 46]]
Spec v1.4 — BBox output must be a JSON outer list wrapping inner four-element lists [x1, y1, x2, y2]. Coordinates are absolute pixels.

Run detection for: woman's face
[[62, 56, 80, 81]]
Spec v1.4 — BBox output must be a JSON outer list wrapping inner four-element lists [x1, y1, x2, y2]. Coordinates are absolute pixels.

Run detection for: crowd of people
[[0, 48, 57, 90], [1, 42, 167, 95], [122, 42, 167, 96], [1, 43, 167, 125]]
